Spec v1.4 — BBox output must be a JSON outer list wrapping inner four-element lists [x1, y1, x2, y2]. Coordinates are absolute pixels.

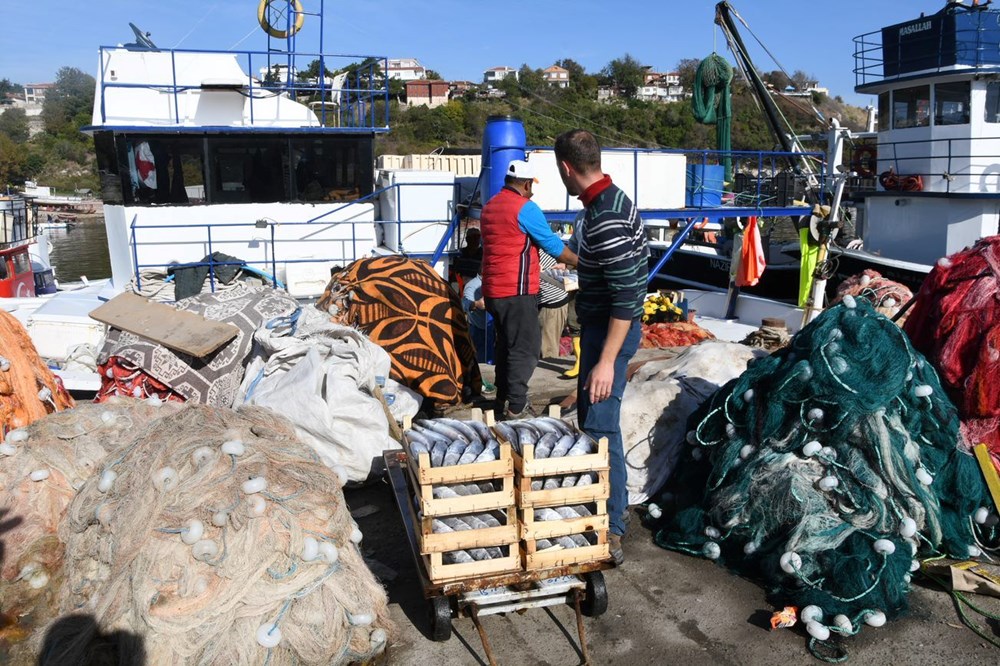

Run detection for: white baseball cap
[[506, 160, 538, 182]]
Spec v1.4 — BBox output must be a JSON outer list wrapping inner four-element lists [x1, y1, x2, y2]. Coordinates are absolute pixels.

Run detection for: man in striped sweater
[[554, 129, 648, 565]]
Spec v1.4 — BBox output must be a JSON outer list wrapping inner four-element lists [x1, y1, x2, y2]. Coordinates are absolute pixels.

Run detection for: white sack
[[621, 342, 766, 504], [237, 307, 401, 482]]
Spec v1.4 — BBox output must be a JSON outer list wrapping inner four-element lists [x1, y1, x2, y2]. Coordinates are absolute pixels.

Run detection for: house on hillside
[[637, 69, 685, 103], [483, 66, 517, 87], [406, 80, 450, 108], [23, 83, 53, 105], [387, 58, 427, 81], [449, 81, 475, 97], [543, 65, 570, 88]]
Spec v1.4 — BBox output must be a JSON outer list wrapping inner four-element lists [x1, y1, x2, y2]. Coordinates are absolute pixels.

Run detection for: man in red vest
[[481, 160, 577, 419]]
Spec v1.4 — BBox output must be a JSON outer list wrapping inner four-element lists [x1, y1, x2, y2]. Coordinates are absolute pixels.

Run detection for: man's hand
[[585, 359, 615, 403]]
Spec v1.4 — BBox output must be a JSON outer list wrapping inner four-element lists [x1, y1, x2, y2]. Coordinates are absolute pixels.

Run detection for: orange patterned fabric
[[318, 256, 482, 405]]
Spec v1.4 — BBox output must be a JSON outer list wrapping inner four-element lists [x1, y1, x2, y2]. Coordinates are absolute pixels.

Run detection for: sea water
[[45, 217, 112, 282]]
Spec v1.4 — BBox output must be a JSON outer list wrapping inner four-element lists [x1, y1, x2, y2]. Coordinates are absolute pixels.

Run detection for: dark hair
[[554, 129, 601, 173]]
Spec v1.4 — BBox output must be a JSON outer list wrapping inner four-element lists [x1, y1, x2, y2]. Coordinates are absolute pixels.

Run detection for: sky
[[0, 0, 957, 107]]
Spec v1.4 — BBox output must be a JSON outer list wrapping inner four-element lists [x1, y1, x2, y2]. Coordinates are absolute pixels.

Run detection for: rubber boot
[[561, 337, 581, 379]]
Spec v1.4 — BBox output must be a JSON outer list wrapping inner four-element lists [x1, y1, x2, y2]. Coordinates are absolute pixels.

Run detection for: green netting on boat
[[692, 54, 733, 183], [652, 297, 995, 630]]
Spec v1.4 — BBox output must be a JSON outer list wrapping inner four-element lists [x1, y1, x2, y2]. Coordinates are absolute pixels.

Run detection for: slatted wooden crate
[[403, 408, 514, 517], [521, 499, 610, 569], [401, 409, 520, 582]]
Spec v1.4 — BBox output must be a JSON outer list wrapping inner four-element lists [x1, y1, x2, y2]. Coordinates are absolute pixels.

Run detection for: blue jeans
[[577, 319, 641, 537]]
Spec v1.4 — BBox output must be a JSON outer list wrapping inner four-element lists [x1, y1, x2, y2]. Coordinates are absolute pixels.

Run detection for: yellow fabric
[[798, 228, 821, 307]]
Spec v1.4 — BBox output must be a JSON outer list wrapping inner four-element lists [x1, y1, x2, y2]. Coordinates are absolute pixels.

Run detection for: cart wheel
[[429, 595, 453, 641], [581, 571, 608, 617]]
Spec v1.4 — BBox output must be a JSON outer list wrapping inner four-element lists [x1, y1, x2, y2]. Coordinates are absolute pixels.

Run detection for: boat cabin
[[853, 1, 1000, 264]]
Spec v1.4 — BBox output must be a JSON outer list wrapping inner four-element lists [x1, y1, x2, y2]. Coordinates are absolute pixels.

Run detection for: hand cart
[[384, 450, 611, 666]]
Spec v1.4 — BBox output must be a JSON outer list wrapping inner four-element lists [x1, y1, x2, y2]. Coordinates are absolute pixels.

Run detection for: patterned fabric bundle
[[96, 284, 298, 407], [318, 256, 481, 405], [903, 237, 1000, 467], [652, 299, 994, 645]]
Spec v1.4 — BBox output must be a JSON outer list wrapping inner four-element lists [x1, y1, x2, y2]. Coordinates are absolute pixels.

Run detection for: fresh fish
[[458, 441, 485, 465], [405, 429, 433, 447], [536, 538, 556, 551], [443, 550, 474, 564], [568, 534, 589, 547], [493, 423, 518, 450], [528, 418, 561, 435], [537, 416, 575, 436], [555, 536, 580, 549], [431, 518, 453, 533], [416, 419, 469, 444], [443, 440, 467, 466], [438, 418, 479, 442], [531, 479, 543, 490], [550, 434, 574, 458], [408, 440, 429, 457], [432, 486, 462, 500], [543, 477, 562, 490], [479, 513, 501, 528], [475, 481, 497, 493], [442, 516, 471, 531], [534, 508, 563, 521], [462, 483, 482, 495], [516, 427, 539, 449], [571, 433, 597, 454], [468, 420, 492, 441], [554, 506, 581, 519], [469, 547, 492, 560], [570, 504, 592, 516], [484, 546, 503, 559], [473, 446, 498, 464], [463, 515, 490, 530], [561, 474, 579, 487], [534, 432, 559, 458], [430, 441, 448, 467], [576, 472, 596, 487]]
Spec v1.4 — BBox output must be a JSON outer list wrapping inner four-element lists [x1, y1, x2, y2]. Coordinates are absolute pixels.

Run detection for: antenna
[[127, 22, 158, 50]]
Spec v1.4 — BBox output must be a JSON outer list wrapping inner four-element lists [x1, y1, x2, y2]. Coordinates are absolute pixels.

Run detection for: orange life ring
[[851, 144, 878, 178]]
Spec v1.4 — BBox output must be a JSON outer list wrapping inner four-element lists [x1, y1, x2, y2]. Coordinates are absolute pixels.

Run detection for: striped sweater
[[570, 179, 648, 324]]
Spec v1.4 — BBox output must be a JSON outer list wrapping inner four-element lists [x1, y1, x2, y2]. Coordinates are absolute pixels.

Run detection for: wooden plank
[[89, 292, 238, 357], [974, 443, 1000, 512]]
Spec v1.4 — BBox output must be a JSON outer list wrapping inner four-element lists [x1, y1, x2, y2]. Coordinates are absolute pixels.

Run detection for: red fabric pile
[[95, 356, 186, 404], [830, 269, 913, 322], [640, 322, 716, 349], [903, 236, 1000, 462]]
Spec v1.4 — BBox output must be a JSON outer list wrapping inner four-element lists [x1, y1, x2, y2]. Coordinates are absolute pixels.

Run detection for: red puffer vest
[[480, 187, 540, 299]]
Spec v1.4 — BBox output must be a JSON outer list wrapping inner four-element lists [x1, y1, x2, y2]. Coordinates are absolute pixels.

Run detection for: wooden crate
[[403, 409, 515, 517], [520, 499, 610, 570], [515, 467, 610, 509], [522, 530, 610, 570], [423, 544, 522, 583]]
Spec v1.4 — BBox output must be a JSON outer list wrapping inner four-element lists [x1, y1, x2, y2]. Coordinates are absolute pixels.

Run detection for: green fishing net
[[692, 53, 733, 182], [652, 297, 995, 632]]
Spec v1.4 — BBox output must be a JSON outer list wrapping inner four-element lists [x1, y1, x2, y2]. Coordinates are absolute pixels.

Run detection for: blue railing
[[128, 181, 463, 293], [854, 6, 1000, 89], [96, 45, 390, 131]]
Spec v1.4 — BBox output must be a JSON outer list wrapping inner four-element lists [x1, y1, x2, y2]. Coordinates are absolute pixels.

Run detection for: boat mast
[[714, 1, 819, 196]]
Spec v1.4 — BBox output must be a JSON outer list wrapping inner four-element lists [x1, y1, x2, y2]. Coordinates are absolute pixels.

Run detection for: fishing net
[[830, 269, 913, 322], [651, 298, 994, 637], [3, 402, 392, 665], [0, 308, 74, 433], [903, 236, 1000, 465], [0, 400, 184, 652], [692, 54, 734, 182]]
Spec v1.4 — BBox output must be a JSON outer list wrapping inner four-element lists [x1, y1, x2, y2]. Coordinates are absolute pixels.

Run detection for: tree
[[426, 70, 443, 81], [517, 65, 545, 98], [42, 67, 95, 138], [601, 54, 645, 99], [0, 133, 26, 185], [762, 69, 791, 91], [0, 78, 20, 97], [675, 58, 701, 93], [791, 69, 814, 92], [0, 108, 30, 143]]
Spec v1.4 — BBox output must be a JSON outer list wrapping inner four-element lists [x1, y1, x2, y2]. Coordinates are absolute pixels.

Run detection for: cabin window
[[125, 138, 206, 205], [207, 138, 289, 204], [934, 82, 970, 126], [986, 82, 1000, 123], [0, 259, 8, 281], [94, 132, 123, 205], [877, 93, 890, 132], [11, 251, 30, 275], [290, 137, 372, 202], [892, 85, 930, 129]]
